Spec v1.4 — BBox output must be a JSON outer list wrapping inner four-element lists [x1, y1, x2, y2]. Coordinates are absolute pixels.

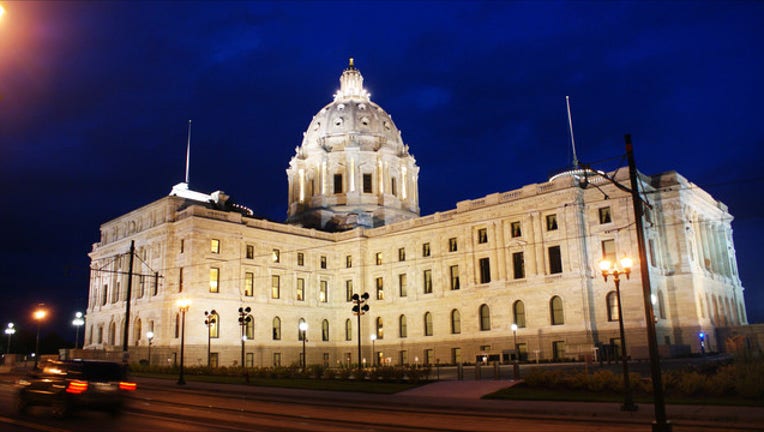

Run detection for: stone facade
[[83, 62, 747, 368]]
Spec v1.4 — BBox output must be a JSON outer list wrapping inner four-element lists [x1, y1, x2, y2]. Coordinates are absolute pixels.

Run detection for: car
[[16, 359, 137, 417]]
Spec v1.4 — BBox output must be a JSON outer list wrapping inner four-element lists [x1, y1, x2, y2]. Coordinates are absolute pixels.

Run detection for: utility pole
[[122, 240, 135, 362]]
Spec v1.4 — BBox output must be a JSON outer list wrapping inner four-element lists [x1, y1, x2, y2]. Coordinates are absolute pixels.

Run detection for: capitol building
[[83, 61, 747, 368]]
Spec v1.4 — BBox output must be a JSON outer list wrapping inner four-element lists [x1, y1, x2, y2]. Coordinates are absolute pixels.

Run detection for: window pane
[[479, 258, 491, 283], [210, 268, 219, 293], [549, 246, 562, 274], [512, 252, 525, 279]]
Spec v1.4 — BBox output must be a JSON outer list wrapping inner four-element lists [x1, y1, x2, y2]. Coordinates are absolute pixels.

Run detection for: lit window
[[513, 300, 526, 328], [245, 316, 254, 339], [398, 247, 406, 261], [601, 239, 616, 263], [345, 280, 353, 302], [211, 239, 220, 254], [449, 265, 460, 290], [272, 317, 281, 340], [244, 272, 254, 296], [346, 255, 352, 268], [322, 320, 329, 341], [423, 269, 433, 294], [606, 291, 619, 321], [272, 249, 280, 263], [376, 317, 384, 340], [271, 275, 280, 299], [399, 273, 407, 297], [477, 228, 488, 244], [424, 312, 433, 336], [399, 315, 407, 338], [599, 207, 612, 224], [511, 221, 522, 238], [375, 252, 382, 265], [376, 277, 384, 300], [345, 319, 352, 341], [296, 278, 305, 301], [546, 214, 558, 231], [422, 242, 431, 257], [246, 245, 254, 259], [320, 280, 328, 303], [209, 267, 219, 293], [448, 237, 457, 252], [297, 252, 304, 266]]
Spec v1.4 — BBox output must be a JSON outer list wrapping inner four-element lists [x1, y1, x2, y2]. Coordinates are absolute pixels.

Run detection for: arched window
[[550, 296, 565, 325], [399, 315, 407, 338], [272, 316, 281, 340], [513, 300, 526, 328], [321, 319, 329, 341], [424, 312, 433, 336], [376, 317, 384, 340], [210, 312, 220, 338], [606, 291, 619, 322], [345, 319, 352, 341], [451, 309, 461, 334], [479, 304, 491, 331], [245, 315, 254, 339], [298, 318, 307, 341]]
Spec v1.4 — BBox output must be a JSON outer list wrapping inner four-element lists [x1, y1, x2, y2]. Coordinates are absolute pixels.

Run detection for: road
[[0, 375, 759, 432]]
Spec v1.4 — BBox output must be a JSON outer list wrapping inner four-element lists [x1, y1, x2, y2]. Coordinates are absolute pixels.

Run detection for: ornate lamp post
[[600, 257, 638, 412], [176, 299, 191, 385], [5, 323, 15, 356], [72, 312, 84, 349], [204, 309, 217, 368], [370, 334, 377, 366], [146, 331, 154, 366], [299, 321, 308, 370], [351, 293, 370, 367], [238, 306, 252, 368], [33, 306, 47, 369], [511, 323, 519, 379]]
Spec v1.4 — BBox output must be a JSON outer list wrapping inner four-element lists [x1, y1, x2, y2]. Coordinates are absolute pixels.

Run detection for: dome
[[286, 59, 420, 231]]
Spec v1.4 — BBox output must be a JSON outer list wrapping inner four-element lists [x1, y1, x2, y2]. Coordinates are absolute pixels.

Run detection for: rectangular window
[[552, 341, 566, 361], [271, 275, 280, 299], [399, 273, 407, 297], [391, 177, 397, 196], [272, 249, 280, 263], [601, 239, 616, 263], [210, 352, 219, 368], [546, 214, 558, 231], [273, 353, 281, 367], [320, 256, 327, 269], [297, 278, 305, 301], [178, 267, 184, 293], [512, 252, 525, 279], [424, 349, 433, 365], [477, 228, 488, 244], [599, 207, 612, 224], [398, 247, 406, 261], [334, 174, 343, 194], [346, 255, 352, 268], [180, 239, 185, 254], [451, 347, 462, 364], [320, 280, 328, 302], [375, 252, 382, 265], [245, 352, 254, 368], [244, 272, 254, 296], [211, 239, 220, 254], [297, 252, 304, 266], [448, 237, 458, 252], [649, 239, 657, 267], [479, 258, 491, 284], [209, 267, 220, 293], [511, 221, 522, 238], [422, 242, 431, 257], [549, 246, 563, 274], [345, 280, 353, 302], [423, 269, 433, 293], [376, 277, 384, 300], [449, 265, 460, 290], [246, 245, 254, 259], [399, 350, 408, 366], [363, 173, 372, 193]]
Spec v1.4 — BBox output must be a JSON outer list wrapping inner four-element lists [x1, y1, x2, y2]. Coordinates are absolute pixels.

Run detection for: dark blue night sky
[[1, 1, 762, 343]]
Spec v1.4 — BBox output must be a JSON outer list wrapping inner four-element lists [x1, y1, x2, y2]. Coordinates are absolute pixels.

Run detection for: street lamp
[[238, 306, 252, 369], [176, 299, 191, 385], [33, 306, 47, 369], [351, 293, 370, 367], [600, 257, 638, 412], [204, 309, 217, 368], [370, 334, 377, 366], [511, 323, 519, 379], [146, 331, 154, 366], [72, 312, 84, 349], [5, 323, 15, 356], [299, 321, 308, 370]]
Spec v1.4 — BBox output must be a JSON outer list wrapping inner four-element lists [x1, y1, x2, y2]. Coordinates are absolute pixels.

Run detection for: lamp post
[[72, 312, 84, 349], [5, 323, 15, 356], [299, 321, 308, 370], [351, 293, 370, 368], [204, 309, 217, 368], [511, 323, 519, 379], [33, 306, 47, 369], [146, 331, 154, 366], [238, 306, 251, 369], [600, 257, 638, 412], [176, 299, 191, 385], [370, 334, 377, 366]]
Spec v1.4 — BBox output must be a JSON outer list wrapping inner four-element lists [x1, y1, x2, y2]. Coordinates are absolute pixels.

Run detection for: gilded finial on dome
[[348, 57, 355, 70]]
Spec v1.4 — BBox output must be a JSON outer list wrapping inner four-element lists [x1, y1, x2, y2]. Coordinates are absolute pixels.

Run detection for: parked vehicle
[[16, 359, 137, 417]]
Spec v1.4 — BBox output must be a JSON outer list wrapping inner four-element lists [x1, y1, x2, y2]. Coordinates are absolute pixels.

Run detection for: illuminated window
[[599, 207, 612, 224], [423, 269, 433, 294], [424, 312, 433, 336], [398, 247, 406, 261], [271, 275, 280, 299], [550, 296, 565, 325], [513, 300, 526, 328], [479, 258, 491, 283], [297, 252, 304, 266], [399, 315, 407, 338], [451, 309, 461, 334], [245, 316, 254, 339], [346, 255, 352, 268], [272, 317, 281, 340], [376, 277, 384, 300], [375, 252, 382, 265], [211, 239, 220, 254], [272, 249, 280, 263], [606, 291, 619, 321], [345, 280, 353, 302], [479, 304, 491, 331], [399, 273, 407, 297], [244, 272, 254, 297], [345, 319, 352, 341], [546, 214, 558, 231], [511, 221, 522, 238], [448, 238, 457, 252], [322, 319, 329, 341], [422, 243, 430, 257], [601, 239, 616, 263], [477, 228, 488, 244], [209, 267, 219, 293], [296, 278, 305, 301], [376, 317, 384, 340], [319, 280, 328, 302], [246, 245, 254, 259], [449, 265, 460, 290]]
